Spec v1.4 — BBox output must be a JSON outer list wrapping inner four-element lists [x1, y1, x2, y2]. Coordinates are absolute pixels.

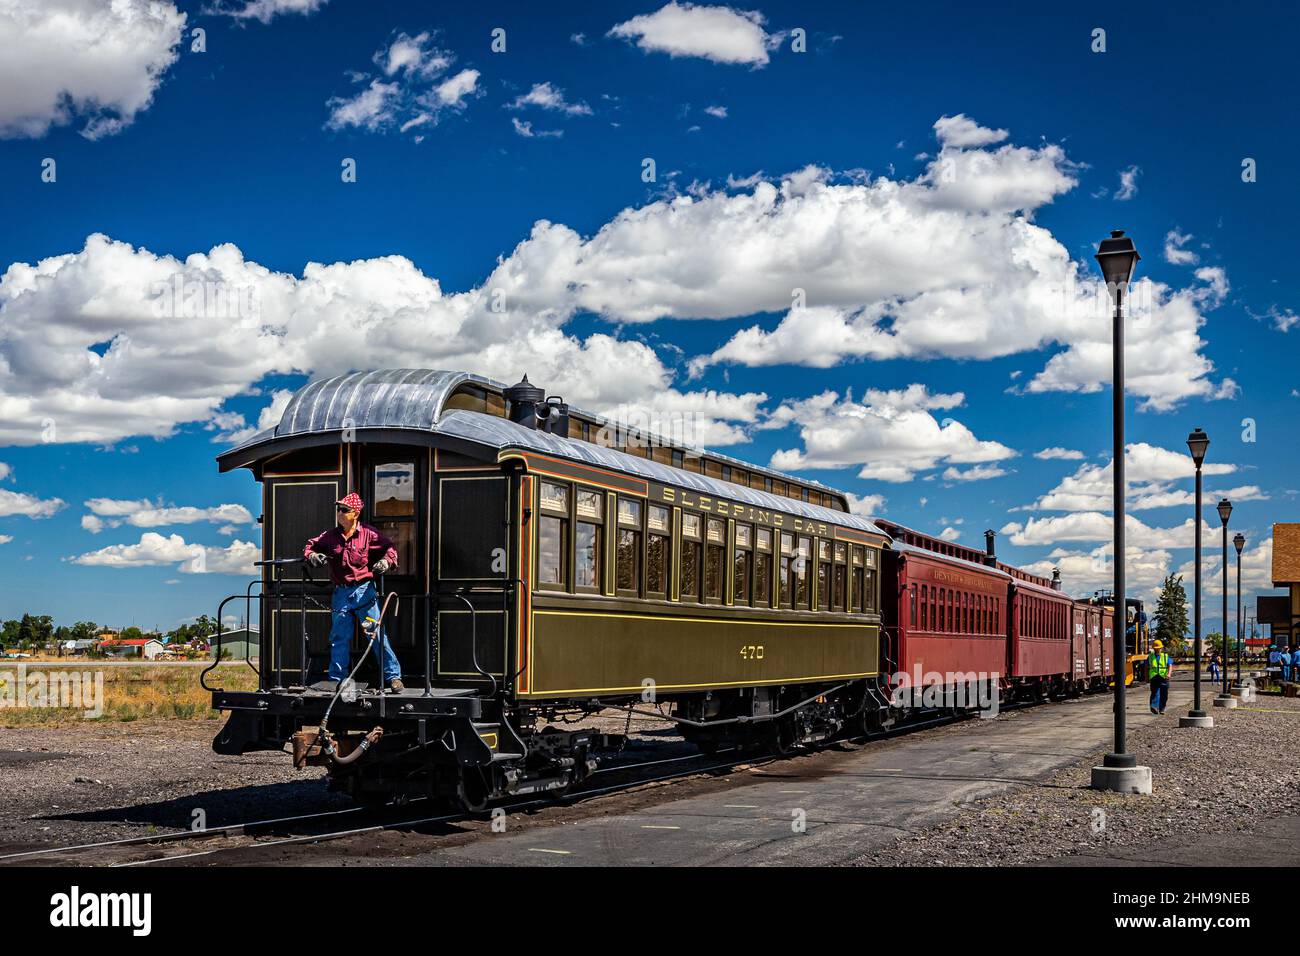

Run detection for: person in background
[[1284, 646, 1295, 683], [1208, 650, 1220, 683], [1268, 644, 1282, 683], [304, 492, 404, 693], [1147, 640, 1171, 715]]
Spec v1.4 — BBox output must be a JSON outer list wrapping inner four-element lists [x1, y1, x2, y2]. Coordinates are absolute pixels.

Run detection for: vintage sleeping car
[[205, 369, 891, 809]]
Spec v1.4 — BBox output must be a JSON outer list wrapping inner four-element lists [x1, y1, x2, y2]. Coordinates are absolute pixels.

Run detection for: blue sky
[[0, 0, 1295, 635]]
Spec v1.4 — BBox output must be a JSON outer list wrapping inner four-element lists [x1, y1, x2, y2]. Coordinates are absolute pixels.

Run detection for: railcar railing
[[202, 561, 518, 699]]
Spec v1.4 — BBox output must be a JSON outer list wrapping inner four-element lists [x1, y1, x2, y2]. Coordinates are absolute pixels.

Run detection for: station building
[[1268, 523, 1300, 649]]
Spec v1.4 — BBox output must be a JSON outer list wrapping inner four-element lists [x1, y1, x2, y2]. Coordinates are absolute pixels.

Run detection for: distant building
[[208, 627, 260, 662], [1270, 523, 1300, 649], [101, 638, 165, 660], [60, 639, 97, 656]]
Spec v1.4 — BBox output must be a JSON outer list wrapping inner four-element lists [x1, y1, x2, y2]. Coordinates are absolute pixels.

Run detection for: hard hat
[[1152, 640, 1163, 649]]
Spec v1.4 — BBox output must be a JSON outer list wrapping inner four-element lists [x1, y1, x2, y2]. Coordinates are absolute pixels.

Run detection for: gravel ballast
[[851, 684, 1300, 867]]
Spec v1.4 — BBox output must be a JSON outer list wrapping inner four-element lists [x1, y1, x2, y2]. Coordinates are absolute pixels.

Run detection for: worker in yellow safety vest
[[1148, 640, 1172, 714]]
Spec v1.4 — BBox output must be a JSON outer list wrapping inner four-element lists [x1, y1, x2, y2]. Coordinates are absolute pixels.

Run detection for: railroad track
[[0, 695, 1071, 867]]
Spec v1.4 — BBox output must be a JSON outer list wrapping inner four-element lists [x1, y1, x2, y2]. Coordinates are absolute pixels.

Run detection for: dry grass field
[[0, 661, 260, 726]]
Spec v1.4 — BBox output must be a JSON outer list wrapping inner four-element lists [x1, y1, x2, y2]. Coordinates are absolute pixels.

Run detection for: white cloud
[[0, 487, 65, 519], [81, 498, 254, 534], [1114, 165, 1140, 201], [608, 2, 779, 66], [507, 82, 591, 115], [1002, 513, 1217, 548], [703, 105, 728, 118], [211, 389, 294, 444], [1034, 447, 1084, 460], [942, 464, 1008, 482], [0, 0, 185, 140], [0, 535, 12, 545], [764, 386, 1014, 483], [845, 492, 886, 517], [511, 117, 562, 139], [938, 526, 962, 542], [1022, 545, 1174, 602], [678, 124, 1229, 412], [326, 33, 479, 135], [205, 0, 328, 24], [1175, 536, 1275, 605], [0, 116, 1232, 455], [933, 114, 1007, 148], [71, 532, 258, 575], [1016, 442, 1237, 513], [1163, 229, 1199, 266]]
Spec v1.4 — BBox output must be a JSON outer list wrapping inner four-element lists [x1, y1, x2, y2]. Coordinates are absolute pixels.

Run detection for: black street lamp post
[[1182, 427, 1212, 726], [1095, 230, 1140, 768], [1234, 532, 1245, 686], [1216, 498, 1233, 703]]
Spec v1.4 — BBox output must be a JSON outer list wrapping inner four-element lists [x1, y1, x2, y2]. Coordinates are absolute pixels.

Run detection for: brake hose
[[315, 588, 398, 764]]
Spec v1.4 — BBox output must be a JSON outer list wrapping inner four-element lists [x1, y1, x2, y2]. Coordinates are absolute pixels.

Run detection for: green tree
[[69, 621, 99, 643], [119, 626, 145, 642], [1153, 574, 1189, 655]]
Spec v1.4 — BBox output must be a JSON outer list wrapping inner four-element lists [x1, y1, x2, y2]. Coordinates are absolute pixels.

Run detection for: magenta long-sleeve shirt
[[304, 523, 398, 586]]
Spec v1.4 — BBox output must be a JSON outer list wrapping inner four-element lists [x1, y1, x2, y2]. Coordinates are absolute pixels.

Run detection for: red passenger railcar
[[877, 522, 1010, 703], [1002, 566, 1073, 687]]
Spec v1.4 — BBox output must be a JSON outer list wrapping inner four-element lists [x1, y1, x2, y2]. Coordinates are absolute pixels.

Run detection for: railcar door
[[429, 455, 510, 689], [361, 447, 425, 678]]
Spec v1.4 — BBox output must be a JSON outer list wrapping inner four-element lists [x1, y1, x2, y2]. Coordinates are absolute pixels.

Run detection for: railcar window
[[540, 481, 568, 513], [929, 583, 936, 628], [834, 564, 847, 613], [754, 527, 772, 607], [779, 532, 794, 607], [704, 519, 725, 600], [801, 487, 810, 502], [538, 515, 567, 587], [721, 465, 732, 482], [734, 523, 752, 605], [616, 498, 642, 596], [764, 477, 774, 493], [795, 535, 811, 609], [816, 538, 831, 610], [575, 522, 601, 592], [681, 513, 702, 602], [646, 505, 669, 597]]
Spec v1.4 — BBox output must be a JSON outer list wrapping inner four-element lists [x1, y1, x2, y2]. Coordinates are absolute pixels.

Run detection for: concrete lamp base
[[1091, 764, 1153, 794], [1230, 683, 1254, 702], [1179, 713, 1214, 728], [1212, 695, 1238, 709]]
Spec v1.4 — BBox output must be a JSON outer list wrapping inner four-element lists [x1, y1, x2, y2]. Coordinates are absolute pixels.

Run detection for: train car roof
[[218, 369, 888, 539], [887, 538, 1012, 579]]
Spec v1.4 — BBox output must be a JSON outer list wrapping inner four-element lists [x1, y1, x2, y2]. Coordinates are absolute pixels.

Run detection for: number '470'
[[740, 644, 765, 660]]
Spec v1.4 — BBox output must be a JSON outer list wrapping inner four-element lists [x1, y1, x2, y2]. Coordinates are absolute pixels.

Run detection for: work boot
[[387, 678, 405, 694]]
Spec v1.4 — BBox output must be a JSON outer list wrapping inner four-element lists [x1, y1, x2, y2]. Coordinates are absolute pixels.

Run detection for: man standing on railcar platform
[[1147, 640, 1171, 714], [304, 492, 404, 693]]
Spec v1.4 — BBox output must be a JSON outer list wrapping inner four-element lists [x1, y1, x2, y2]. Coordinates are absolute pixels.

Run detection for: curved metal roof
[[432, 409, 886, 537], [222, 369, 886, 537]]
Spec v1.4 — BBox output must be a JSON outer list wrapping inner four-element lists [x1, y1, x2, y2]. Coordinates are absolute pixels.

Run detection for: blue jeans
[[1209, 662, 1220, 681], [1150, 677, 1168, 712], [329, 581, 401, 684]]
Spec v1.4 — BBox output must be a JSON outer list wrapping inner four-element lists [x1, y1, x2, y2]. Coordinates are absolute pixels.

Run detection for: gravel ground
[[850, 683, 1300, 867], [0, 709, 678, 855]]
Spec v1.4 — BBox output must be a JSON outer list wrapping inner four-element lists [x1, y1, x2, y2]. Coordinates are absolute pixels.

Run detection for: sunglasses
[[336, 505, 355, 513]]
